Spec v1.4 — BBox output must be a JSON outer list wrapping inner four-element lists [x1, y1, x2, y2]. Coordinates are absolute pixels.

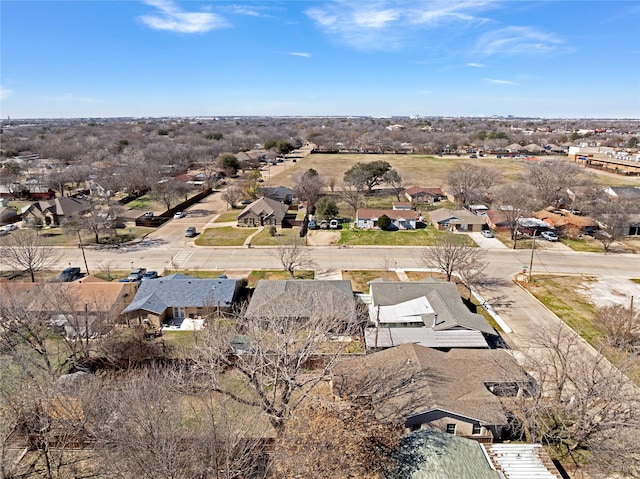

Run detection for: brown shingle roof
[[334, 344, 526, 426]]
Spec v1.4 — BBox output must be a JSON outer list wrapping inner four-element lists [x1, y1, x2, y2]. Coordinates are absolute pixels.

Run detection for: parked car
[[481, 229, 494, 238], [308, 220, 317, 230], [141, 270, 159, 281], [541, 231, 559, 242], [173, 211, 186, 219], [127, 268, 147, 281], [329, 219, 339, 229], [319, 220, 329, 230], [143, 211, 154, 219], [470, 154, 477, 158], [185, 226, 197, 237], [58, 267, 81, 282]]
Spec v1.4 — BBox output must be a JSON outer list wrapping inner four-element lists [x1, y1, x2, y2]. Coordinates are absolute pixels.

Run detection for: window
[[446, 424, 456, 435], [173, 307, 185, 319], [472, 424, 481, 435]]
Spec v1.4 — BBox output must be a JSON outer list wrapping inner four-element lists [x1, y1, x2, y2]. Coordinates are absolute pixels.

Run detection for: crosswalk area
[[169, 250, 194, 269]]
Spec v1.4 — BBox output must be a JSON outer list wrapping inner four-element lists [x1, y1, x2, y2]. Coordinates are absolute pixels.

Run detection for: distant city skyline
[[1, 1, 639, 119]]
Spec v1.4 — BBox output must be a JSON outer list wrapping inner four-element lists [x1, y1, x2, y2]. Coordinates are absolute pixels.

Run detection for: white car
[[541, 231, 559, 242], [173, 211, 186, 219]]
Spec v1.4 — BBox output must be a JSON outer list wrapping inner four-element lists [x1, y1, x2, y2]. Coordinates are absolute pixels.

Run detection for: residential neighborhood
[[1, 116, 639, 479]]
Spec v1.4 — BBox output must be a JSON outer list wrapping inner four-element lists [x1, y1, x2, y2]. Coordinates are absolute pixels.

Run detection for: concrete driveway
[[468, 232, 508, 249]]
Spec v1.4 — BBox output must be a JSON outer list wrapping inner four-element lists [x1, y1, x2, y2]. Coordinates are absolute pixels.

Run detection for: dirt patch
[[306, 231, 341, 246], [583, 276, 640, 308]]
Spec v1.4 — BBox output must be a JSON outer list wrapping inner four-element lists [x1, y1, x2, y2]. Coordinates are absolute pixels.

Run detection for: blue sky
[[1, 0, 639, 119]]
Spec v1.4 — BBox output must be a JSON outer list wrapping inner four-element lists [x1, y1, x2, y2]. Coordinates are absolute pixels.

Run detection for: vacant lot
[[271, 153, 530, 188], [195, 226, 257, 246], [267, 152, 640, 192], [522, 274, 640, 384]]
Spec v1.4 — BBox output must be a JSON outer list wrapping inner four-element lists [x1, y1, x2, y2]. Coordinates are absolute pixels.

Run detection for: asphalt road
[[49, 241, 639, 351]]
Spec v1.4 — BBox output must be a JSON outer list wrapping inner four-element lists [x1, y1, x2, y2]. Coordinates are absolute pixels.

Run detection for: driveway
[[468, 232, 508, 249]]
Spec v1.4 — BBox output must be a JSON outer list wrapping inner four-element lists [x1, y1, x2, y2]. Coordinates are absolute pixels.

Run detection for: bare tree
[[0, 229, 59, 282], [511, 322, 640, 478], [455, 248, 487, 300], [490, 181, 538, 242], [95, 368, 269, 479], [591, 199, 632, 252], [594, 303, 640, 350], [195, 291, 361, 436], [269, 237, 315, 279], [150, 178, 182, 211], [444, 162, 497, 206], [420, 235, 484, 282], [292, 168, 324, 209], [338, 183, 365, 217], [383, 169, 404, 200], [526, 159, 583, 207], [222, 185, 244, 209], [273, 401, 401, 479]]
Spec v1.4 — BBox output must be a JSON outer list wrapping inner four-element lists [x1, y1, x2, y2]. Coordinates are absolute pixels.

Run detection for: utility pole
[[528, 231, 536, 282], [77, 230, 90, 275]]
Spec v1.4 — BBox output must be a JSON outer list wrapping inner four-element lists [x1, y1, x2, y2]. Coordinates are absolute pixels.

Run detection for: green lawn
[[126, 195, 165, 212], [342, 270, 398, 292], [561, 237, 604, 252], [247, 269, 314, 287], [163, 269, 224, 279], [195, 226, 257, 246], [338, 226, 474, 246], [251, 227, 301, 246], [214, 209, 242, 223]]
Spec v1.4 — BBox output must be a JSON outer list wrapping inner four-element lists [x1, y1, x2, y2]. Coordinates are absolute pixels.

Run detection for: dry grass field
[[268, 153, 640, 189]]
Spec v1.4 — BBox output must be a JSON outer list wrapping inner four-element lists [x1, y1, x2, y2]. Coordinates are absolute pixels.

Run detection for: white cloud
[[482, 78, 518, 85], [467, 62, 485, 68], [139, 0, 228, 33], [0, 87, 14, 100], [305, 1, 492, 50], [353, 8, 400, 28], [288, 52, 312, 58], [476, 26, 565, 56]]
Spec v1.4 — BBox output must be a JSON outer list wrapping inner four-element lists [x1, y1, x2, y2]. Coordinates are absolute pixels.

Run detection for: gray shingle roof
[[245, 280, 355, 322], [237, 197, 289, 222], [369, 280, 497, 336], [122, 276, 239, 315]]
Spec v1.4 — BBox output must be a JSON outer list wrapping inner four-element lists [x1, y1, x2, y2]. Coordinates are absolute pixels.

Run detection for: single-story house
[[534, 209, 597, 235], [332, 343, 530, 442], [237, 196, 292, 227], [122, 274, 241, 328], [22, 196, 91, 227], [356, 208, 420, 230], [0, 279, 138, 337], [482, 209, 511, 231], [428, 208, 487, 232], [404, 186, 444, 204], [258, 186, 294, 204], [364, 279, 497, 350], [244, 280, 356, 329]]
